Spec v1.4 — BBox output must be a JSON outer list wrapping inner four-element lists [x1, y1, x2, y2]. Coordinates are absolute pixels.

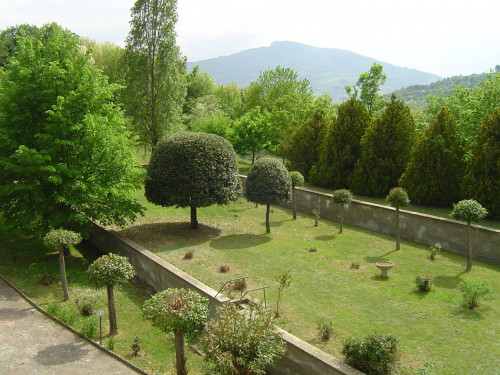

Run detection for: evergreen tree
[[350, 95, 416, 197], [462, 108, 500, 218], [310, 97, 370, 187], [286, 109, 329, 180], [400, 107, 465, 207]]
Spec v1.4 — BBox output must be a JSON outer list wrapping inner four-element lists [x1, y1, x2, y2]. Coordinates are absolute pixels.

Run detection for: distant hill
[[187, 41, 441, 101]]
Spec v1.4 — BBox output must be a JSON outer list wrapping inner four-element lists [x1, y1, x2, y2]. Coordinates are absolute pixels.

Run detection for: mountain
[[187, 41, 441, 101]]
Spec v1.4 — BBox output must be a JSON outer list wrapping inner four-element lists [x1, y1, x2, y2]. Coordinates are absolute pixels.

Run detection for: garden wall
[[87, 224, 362, 375], [240, 176, 500, 266]]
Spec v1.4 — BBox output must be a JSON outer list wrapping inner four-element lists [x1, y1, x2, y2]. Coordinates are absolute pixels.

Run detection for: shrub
[[386, 187, 410, 251], [430, 242, 441, 261], [132, 335, 142, 356], [415, 275, 433, 292], [183, 249, 195, 260], [107, 336, 116, 351], [289, 171, 305, 220], [309, 247, 318, 253], [458, 279, 491, 309], [275, 271, 292, 317], [80, 320, 98, 339], [332, 189, 353, 233], [350, 262, 360, 270], [218, 264, 230, 273], [341, 333, 399, 375], [317, 318, 334, 340], [227, 278, 247, 292], [201, 302, 285, 375], [312, 208, 320, 227], [75, 297, 97, 316]]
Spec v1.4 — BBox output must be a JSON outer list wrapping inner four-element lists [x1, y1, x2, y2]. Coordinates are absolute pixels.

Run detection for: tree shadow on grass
[[210, 234, 271, 250], [450, 305, 491, 320], [433, 274, 463, 289], [365, 249, 399, 263], [315, 234, 336, 241], [409, 289, 432, 300]]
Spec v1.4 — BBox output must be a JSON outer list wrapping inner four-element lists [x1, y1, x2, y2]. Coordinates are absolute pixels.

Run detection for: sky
[[1, 0, 499, 78]]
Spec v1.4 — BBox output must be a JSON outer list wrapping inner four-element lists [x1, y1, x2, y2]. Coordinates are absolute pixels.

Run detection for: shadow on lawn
[[210, 233, 271, 250], [364, 249, 399, 263], [315, 234, 336, 241]]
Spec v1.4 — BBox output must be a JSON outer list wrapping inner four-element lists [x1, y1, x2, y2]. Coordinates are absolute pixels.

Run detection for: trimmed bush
[[332, 189, 353, 233], [386, 187, 410, 250], [289, 171, 304, 220], [415, 275, 433, 292]]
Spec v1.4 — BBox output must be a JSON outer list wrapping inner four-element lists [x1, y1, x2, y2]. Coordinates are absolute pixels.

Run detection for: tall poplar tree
[[124, 0, 186, 149]]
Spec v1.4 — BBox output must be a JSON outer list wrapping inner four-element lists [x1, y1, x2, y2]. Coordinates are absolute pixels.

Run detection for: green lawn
[[118, 189, 500, 375], [0, 221, 205, 375]]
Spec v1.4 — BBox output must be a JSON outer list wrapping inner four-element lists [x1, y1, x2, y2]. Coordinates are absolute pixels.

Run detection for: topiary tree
[[43, 229, 82, 301], [87, 253, 136, 335], [143, 288, 208, 375], [386, 187, 410, 250], [451, 199, 487, 271], [245, 158, 291, 233], [289, 171, 304, 220], [145, 132, 241, 229], [332, 189, 353, 234], [201, 302, 285, 375]]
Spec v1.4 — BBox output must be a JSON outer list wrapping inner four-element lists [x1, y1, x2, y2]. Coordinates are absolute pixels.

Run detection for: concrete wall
[[87, 224, 362, 375], [240, 176, 500, 266]]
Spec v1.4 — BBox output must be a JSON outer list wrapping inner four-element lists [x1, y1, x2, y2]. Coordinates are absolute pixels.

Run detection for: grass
[[0, 221, 205, 375], [118, 189, 500, 375]]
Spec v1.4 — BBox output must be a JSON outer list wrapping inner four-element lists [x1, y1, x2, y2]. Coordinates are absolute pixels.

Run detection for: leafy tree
[[214, 82, 244, 120], [145, 132, 241, 229], [245, 158, 291, 233], [332, 189, 353, 234], [124, 0, 187, 149], [202, 302, 285, 375], [400, 107, 465, 207], [87, 253, 136, 335], [0, 24, 38, 67], [462, 108, 500, 218], [144, 288, 208, 375], [289, 171, 304, 220], [0, 23, 144, 237], [189, 114, 233, 140], [310, 97, 370, 187], [232, 107, 270, 164], [44, 229, 82, 301], [183, 65, 216, 116], [451, 200, 487, 271], [286, 109, 329, 180], [82, 38, 125, 85], [386, 187, 410, 250], [350, 95, 416, 197], [275, 271, 292, 317], [346, 62, 387, 117]]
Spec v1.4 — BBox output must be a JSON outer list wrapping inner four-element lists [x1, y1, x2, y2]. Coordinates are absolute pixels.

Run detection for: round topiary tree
[[201, 302, 285, 375], [87, 253, 136, 335], [386, 187, 410, 250], [451, 199, 487, 271], [145, 132, 241, 229], [332, 189, 353, 234], [143, 288, 209, 375], [289, 171, 304, 220], [44, 229, 82, 301], [245, 158, 291, 233]]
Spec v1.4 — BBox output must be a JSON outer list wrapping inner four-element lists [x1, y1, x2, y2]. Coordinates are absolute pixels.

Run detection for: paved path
[[0, 278, 139, 375]]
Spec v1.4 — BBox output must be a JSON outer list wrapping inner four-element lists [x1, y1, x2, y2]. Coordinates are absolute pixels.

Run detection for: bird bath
[[376, 261, 394, 277]]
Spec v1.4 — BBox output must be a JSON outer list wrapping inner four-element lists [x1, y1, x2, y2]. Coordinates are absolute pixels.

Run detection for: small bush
[[80, 320, 98, 339], [430, 242, 441, 261], [183, 249, 195, 260], [74, 292, 99, 316], [349, 262, 360, 270], [312, 208, 320, 226], [317, 318, 334, 340], [218, 264, 230, 273], [39, 272, 56, 286], [458, 279, 491, 309], [415, 275, 433, 292], [227, 278, 247, 292], [107, 336, 116, 351], [309, 247, 318, 253], [132, 335, 142, 356], [341, 333, 399, 375]]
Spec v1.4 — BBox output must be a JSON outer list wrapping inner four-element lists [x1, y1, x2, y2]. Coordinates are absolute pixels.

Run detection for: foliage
[[218, 264, 230, 273], [145, 132, 241, 228], [451, 200, 487, 223], [201, 302, 285, 375], [350, 95, 416, 197], [80, 320, 98, 339], [124, 0, 186, 148], [132, 335, 142, 356], [275, 271, 292, 317], [213, 82, 244, 120], [317, 318, 334, 341], [183, 66, 216, 116], [289, 171, 305, 188], [43, 230, 82, 251], [189, 114, 233, 140], [341, 333, 399, 375], [386, 188, 410, 208], [415, 275, 433, 292], [74, 293, 99, 316], [0, 24, 39, 67], [310, 97, 370, 187], [46, 303, 77, 325], [183, 249, 195, 260], [461, 108, 500, 218], [332, 189, 353, 206], [107, 336, 116, 351], [400, 107, 465, 206], [245, 158, 291, 205], [346, 62, 387, 117], [458, 279, 491, 309], [430, 242, 441, 261], [286, 109, 329, 179], [143, 288, 208, 338], [0, 23, 145, 237], [231, 107, 270, 163], [87, 253, 136, 287], [82, 38, 125, 85]]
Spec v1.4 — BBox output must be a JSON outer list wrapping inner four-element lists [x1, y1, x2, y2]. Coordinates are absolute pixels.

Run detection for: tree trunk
[[174, 330, 187, 375], [63, 244, 70, 256], [190, 206, 198, 229], [266, 203, 270, 233], [252, 151, 255, 165], [339, 205, 344, 234], [292, 188, 297, 220], [107, 284, 118, 336], [395, 207, 400, 250], [466, 221, 472, 271], [58, 243, 69, 301]]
